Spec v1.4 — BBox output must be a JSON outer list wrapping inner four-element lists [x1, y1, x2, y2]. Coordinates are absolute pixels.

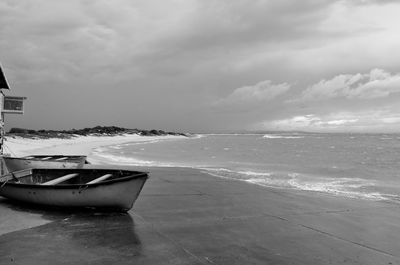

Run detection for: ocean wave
[[203, 133, 262, 136], [286, 175, 384, 200], [90, 150, 183, 168], [191, 134, 206, 139], [90, 135, 191, 155], [90, 142, 393, 202], [108, 145, 123, 150], [262, 134, 304, 139], [91, 152, 155, 165], [202, 168, 387, 200]]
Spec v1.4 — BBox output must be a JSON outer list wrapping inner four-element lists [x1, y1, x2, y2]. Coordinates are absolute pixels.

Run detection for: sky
[[1, 0, 400, 133]]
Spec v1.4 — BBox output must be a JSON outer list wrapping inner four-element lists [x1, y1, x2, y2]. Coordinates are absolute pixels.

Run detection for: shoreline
[[2, 166, 400, 264], [6, 133, 396, 203], [2, 135, 400, 264], [4, 134, 187, 157]]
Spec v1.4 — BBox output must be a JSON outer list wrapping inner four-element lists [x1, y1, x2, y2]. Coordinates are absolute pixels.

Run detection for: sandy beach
[[3, 134, 186, 157], [1, 136, 400, 264]]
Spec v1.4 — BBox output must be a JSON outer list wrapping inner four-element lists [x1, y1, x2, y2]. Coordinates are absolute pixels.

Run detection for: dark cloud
[[349, 0, 399, 5], [171, 1, 332, 48], [1, 0, 400, 132]]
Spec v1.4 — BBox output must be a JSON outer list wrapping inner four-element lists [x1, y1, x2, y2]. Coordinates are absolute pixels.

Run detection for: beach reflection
[[66, 212, 142, 251], [0, 200, 143, 260]]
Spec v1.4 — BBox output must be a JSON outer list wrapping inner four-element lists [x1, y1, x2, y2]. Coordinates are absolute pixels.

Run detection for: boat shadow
[[0, 198, 144, 260], [0, 197, 133, 217]]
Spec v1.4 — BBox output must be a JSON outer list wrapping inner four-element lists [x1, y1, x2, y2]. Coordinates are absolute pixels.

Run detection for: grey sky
[[1, 0, 400, 132]]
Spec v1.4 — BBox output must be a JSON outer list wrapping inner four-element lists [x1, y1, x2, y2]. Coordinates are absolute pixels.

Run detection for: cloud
[[214, 80, 290, 110], [170, 1, 333, 48], [3, 0, 399, 83], [1, 0, 341, 83], [264, 113, 359, 130], [0, 0, 199, 80], [256, 110, 400, 132], [349, 0, 399, 5], [2, 1, 400, 132], [301, 69, 400, 101], [212, 67, 400, 131]]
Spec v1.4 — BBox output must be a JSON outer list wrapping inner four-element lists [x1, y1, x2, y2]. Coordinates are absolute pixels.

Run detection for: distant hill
[[7, 126, 188, 139]]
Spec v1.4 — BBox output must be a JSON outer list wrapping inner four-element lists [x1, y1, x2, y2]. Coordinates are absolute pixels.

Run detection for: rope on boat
[[1, 180, 7, 187]]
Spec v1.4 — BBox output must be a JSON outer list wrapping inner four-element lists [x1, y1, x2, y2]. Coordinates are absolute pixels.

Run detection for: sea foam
[[90, 133, 400, 202], [92, 145, 388, 201], [202, 168, 385, 200], [263, 134, 304, 139]]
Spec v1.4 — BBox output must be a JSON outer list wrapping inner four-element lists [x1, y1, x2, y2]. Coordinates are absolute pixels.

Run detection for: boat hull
[[3, 156, 87, 172], [0, 169, 148, 211]]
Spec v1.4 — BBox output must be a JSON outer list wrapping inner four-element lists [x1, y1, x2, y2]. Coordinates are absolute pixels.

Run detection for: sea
[[91, 132, 400, 202]]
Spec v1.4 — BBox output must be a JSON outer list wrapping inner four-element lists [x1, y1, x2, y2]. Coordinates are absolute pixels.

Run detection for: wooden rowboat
[[2, 155, 89, 172], [0, 168, 148, 211]]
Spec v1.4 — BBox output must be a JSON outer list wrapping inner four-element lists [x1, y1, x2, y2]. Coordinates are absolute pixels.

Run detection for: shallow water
[[91, 133, 400, 201]]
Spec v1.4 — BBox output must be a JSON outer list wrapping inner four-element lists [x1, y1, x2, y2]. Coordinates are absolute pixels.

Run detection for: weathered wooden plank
[[87, 174, 113, 184], [0, 169, 32, 182], [41, 173, 79, 185], [54, 157, 68, 161]]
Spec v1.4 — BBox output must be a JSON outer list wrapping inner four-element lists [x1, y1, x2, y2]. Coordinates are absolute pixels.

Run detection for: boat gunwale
[[0, 171, 149, 189], [4, 156, 87, 162]]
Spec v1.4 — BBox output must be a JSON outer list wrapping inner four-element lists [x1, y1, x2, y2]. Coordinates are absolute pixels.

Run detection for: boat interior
[[21, 155, 88, 163], [2, 168, 148, 185]]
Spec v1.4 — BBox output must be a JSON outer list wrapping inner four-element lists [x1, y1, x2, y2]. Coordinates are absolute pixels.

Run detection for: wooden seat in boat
[[54, 157, 68, 161], [87, 174, 113, 184], [41, 173, 79, 185]]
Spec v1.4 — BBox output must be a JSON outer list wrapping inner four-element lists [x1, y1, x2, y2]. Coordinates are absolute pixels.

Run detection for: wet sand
[[1, 166, 400, 264]]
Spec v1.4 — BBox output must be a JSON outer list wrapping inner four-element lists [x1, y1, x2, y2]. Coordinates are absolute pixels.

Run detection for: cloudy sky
[[1, 0, 400, 133]]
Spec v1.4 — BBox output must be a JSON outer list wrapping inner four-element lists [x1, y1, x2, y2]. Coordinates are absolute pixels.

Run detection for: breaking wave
[[89, 133, 400, 202], [263, 134, 304, 139], [90, 149, 182, 168], [92, 147, 389, 201], [202, 168, 388, 200], [90, 152, 155, 166]]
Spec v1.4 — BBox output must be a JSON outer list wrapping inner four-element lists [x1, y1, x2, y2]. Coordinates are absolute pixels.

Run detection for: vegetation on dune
[[7, 126, 188, 139]]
